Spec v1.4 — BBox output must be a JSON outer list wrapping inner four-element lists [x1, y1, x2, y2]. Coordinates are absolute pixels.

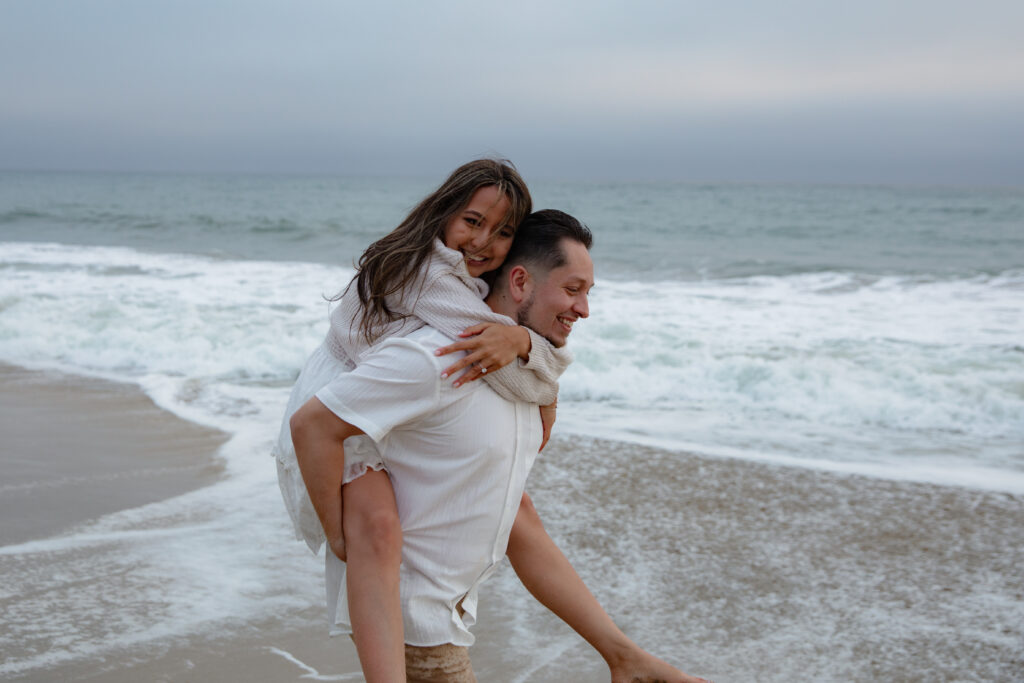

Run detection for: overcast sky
[[3, 0, 1023, 184]]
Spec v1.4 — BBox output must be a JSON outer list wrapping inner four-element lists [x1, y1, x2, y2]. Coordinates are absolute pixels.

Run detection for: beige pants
[[404, 643, 476, 683]]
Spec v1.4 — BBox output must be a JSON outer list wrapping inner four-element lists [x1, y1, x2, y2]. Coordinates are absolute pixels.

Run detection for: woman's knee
[[344, 479, 402, 559], [351, 505, 401, 547]]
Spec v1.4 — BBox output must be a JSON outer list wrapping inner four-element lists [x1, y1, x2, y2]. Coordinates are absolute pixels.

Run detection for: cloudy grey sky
[[3, 0, 1023, 184]]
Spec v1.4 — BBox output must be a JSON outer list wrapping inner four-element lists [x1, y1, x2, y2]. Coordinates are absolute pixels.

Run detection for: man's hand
[[539, 398, 557, 452], [328, 511, 347, 562], [609, 647, 712, 683], [328, 534, 347, 562]]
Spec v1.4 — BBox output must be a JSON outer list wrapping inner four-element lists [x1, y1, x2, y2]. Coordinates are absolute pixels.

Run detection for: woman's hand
[[435, 323, 532, 387], [539, 399, 556, 452]]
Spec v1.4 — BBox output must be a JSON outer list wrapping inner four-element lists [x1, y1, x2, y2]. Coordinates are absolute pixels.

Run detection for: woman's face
[[443, 185, 515, 278]]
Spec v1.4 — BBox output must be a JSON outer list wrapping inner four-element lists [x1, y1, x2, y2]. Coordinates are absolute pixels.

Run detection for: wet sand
[[494, 436, 1024, 681], [0, 364, 228, 546], [2, 365, 1022, 681]]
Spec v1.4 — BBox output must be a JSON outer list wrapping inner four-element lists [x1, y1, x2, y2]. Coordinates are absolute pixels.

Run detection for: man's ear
[[508, 265, 532, 304]]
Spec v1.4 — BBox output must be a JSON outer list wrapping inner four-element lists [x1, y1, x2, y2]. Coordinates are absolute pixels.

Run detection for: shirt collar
[[433, 238, 490, 299]]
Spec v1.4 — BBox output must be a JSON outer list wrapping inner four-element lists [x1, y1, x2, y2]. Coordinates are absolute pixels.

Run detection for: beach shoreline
[[0, 363, 228, 546], [2, 365, 1022, 681]]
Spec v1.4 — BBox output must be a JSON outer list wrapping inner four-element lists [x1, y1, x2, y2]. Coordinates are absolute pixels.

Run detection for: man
[[292, 211, 707, 682]]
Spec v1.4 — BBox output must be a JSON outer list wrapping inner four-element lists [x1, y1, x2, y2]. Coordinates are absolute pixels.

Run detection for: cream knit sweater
[[324, 239, 572, 405], [275, 240, 573, 554]]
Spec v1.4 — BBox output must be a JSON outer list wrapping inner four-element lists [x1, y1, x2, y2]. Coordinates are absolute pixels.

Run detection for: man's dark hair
[[500, 209, 593, 279]]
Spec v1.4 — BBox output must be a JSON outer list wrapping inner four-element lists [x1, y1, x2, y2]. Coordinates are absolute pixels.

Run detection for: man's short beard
[[515, 290, 563, 348], [515, 291, 535, 330]]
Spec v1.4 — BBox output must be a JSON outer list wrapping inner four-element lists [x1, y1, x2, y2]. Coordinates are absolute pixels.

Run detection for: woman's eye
[[499, 228, 514, 238]]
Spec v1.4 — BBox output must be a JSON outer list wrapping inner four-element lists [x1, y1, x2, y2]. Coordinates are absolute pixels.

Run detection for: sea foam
[[2, 242, 1022, 487]]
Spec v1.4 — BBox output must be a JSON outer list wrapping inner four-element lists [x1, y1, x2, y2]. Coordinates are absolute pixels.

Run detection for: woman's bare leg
[[342, 469, 405, 682]]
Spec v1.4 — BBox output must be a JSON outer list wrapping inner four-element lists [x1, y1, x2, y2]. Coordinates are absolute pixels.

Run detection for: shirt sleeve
[[314, 338, 440, 443], [411, 272, 573, 406]]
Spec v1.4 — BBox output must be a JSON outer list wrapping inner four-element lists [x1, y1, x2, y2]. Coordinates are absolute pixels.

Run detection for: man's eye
[[566, 287, 579, 294]]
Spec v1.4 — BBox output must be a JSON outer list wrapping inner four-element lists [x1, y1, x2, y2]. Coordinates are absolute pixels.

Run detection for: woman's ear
[[508, 265, 532, 304]]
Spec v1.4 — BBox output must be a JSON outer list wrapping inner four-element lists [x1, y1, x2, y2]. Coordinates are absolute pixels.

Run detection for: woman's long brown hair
[[340, 159, 531, 345]]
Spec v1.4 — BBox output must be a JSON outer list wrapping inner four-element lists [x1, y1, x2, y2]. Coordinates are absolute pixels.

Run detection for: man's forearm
[[507, 494, 707, 683], [506, 493, 635, 667], [290, 397, 362, 554]]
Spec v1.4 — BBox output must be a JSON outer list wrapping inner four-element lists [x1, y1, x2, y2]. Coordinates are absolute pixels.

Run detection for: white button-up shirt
[[316, 326, 542, 647]]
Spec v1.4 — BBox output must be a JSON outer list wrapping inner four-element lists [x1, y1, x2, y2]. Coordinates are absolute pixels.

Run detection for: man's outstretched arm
[[506, 493, 711, 683]]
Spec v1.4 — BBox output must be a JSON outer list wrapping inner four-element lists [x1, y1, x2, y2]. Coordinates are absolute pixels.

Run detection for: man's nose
[[574, 295, 589, 318]]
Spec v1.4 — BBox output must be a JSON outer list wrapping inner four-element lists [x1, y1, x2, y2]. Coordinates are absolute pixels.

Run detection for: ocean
[[1, 170, 1022, 679], [3, 171, 1022, 486]]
